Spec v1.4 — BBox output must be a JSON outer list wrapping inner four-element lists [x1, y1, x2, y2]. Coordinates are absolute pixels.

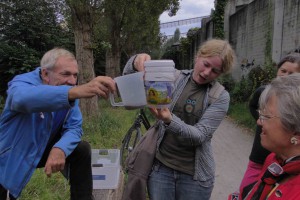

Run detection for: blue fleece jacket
[[0, 67, 83, 197]]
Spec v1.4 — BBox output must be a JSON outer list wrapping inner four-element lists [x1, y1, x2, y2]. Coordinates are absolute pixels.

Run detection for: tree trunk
[[70, 3, 99, 118], [105, 16, 121, 78], [105, 49, 121, 78]]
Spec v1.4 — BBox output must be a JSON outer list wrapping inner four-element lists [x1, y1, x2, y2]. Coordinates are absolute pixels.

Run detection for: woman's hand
[[149, 107, 172, 124], [134, 53, 151, 72]]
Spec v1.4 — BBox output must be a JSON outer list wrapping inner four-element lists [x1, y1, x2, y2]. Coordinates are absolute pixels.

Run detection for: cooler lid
[[144, 60, 175, 68], [145, 67, 175, 72]]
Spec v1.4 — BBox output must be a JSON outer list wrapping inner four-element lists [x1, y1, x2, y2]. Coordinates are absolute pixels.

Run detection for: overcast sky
[[159, 0, 215, 36]]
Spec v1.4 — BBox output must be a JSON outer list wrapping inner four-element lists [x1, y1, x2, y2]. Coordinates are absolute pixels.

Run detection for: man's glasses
[[257, 109, 279, 124]]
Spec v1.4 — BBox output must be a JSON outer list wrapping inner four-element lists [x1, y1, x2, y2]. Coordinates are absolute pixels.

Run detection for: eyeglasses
[[257, 109, 280, 124]]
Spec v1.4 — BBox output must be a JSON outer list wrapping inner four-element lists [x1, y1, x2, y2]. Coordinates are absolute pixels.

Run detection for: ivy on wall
[[212, 0, 228, 39], [264, 0, 276, 82]]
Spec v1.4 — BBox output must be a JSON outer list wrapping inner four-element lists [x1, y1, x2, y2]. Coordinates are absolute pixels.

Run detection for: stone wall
[[225, 0, 300, 80], [179, 0, 300, 79], [280, 0, 300, 55], [228, 0, 273, 79]]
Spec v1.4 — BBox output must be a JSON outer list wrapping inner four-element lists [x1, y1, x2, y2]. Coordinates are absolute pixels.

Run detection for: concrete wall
[[180, 0, 300, 78], [272, 0, 284, 62], [280, 0, 300, 56], [184, 0, 300, 80], [228, 0, 273, 79], [224, 0, 300, 80]]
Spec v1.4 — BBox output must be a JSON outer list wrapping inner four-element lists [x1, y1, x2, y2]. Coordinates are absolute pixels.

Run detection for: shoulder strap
[[208, 82, 225, 105], [175, 70, 224, 105]]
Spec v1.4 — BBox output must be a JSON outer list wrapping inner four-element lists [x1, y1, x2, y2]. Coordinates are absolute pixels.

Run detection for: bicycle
[[120, 108, 151, 168]]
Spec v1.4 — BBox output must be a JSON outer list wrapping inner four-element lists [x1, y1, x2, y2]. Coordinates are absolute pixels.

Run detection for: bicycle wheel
[[120, 126, 142, 169]]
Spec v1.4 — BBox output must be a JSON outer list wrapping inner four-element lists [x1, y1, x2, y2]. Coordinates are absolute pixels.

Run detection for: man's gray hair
[[40, 48, 76, 69]]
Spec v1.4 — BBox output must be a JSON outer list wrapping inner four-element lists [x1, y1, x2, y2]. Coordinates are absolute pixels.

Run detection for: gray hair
[[40, 48, 76, 69], [259, 73, 300, 133]]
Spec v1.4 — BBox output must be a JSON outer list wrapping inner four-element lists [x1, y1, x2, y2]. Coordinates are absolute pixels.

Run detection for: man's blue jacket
[[0, 68, 83, 197]]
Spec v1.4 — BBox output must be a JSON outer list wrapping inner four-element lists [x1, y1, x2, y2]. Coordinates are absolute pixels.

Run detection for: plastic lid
[[145, 67, 175, 72], [145, 72, 176, 81], [144, 60, 175, 68]]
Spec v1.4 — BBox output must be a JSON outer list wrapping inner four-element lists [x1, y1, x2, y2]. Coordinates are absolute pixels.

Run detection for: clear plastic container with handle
[[144, 60, 176, 108]]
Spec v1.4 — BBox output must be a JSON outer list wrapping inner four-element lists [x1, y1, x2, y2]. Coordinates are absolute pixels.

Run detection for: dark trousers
[[0, 185, 15, 200], [0, 140, 93, 200], [66, 141, 94, 200]]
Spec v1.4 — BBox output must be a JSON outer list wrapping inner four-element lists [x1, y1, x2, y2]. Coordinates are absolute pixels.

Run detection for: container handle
[[109, 92, 124, 107]]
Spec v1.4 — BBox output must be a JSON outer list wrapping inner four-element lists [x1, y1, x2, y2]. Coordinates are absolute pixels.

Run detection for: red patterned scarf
[[245, 154, 300, 200]]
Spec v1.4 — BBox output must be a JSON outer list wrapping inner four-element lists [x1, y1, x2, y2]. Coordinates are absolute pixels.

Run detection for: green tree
[[212, 0, 227, 38], [0, 0, 74, 97], [161, 28, 181, 55], [173, 28, 181, 42], [103, 0, 180, 77], [161, 28, 181, 66]]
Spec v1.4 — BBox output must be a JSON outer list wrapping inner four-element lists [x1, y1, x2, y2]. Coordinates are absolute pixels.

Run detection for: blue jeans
[[147, 161, 213, 200]]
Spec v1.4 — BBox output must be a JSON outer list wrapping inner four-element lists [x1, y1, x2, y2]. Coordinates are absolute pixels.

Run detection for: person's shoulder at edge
[[9, 67, 42, 86]]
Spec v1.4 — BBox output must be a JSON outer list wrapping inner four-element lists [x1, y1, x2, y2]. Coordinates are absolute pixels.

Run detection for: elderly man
[[0, 48, 116, 200]]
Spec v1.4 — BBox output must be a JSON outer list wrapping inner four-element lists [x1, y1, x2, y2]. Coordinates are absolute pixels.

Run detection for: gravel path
[[210, 117, 254, 200]]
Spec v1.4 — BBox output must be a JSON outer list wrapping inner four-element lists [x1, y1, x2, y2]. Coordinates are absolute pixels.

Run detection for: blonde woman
[[123, 39, 236, 200]]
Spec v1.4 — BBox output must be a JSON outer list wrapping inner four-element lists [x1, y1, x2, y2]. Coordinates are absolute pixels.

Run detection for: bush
[[247, 63, 276, 93], [218, 74, 235, 92], [224, 61, 277, 104], [218, 74, 252, 103], [248, 66, 268, 90], [229, 76, 252, 103]]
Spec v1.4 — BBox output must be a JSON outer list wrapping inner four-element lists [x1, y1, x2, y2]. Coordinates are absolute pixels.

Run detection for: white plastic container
[[91, 149, 121, 189], [109, 72, 147, 109], [144, 60, 176, 108]]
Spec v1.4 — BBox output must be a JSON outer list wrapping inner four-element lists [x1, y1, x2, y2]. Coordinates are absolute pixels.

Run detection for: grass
[[19, 100, 142, 200], [15, 100, 253, 199], [227, 101, 257, 132], [19, 169, 70, 200]]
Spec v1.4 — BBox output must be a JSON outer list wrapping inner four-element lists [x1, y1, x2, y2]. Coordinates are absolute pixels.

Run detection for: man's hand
[[68, 76, 116, 100], [44, 147, 66, 177], [134, 53, 151, 72]]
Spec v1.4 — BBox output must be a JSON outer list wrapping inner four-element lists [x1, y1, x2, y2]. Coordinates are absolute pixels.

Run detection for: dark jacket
[[248, 85, 270, 164]]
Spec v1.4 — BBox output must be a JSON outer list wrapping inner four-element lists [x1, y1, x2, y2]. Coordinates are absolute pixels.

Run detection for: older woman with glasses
[[238, 73, 300, 199], [238, 53, 300, 192]]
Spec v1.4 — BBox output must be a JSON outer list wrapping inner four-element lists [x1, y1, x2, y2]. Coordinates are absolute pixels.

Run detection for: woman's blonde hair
[[196, 39, 236, 74]]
